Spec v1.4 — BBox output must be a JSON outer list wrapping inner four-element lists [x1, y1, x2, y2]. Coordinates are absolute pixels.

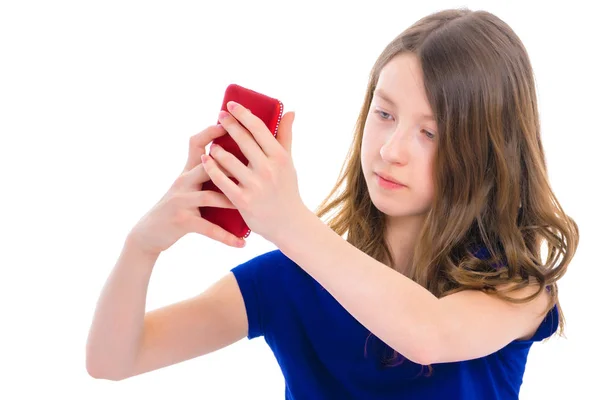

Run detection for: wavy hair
[[313, 8, 579, 365]]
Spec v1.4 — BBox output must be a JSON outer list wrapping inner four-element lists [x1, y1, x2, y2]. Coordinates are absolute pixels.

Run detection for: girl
[[86, 8, 579, 399]]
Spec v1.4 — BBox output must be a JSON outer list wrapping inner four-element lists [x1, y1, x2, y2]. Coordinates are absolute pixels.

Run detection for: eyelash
[[373, 109, 436, 139]]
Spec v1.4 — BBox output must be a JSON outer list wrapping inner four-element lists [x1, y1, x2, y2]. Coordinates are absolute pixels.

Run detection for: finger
[[217, 109, 265, 167], [209, 144, 252, 187], [181, 160, 233, 190], [225, 101, 281, 158], [183, 124, 227, 173], [276, 111, 295, 154], [189, 217, 246, 248], [185, 190, 236, 209], [183, 162, 209, 187], [201, 154, 242, 204]]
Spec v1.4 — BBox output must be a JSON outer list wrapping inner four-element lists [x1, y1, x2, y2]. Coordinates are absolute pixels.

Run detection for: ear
[[276, 111, 295, 153]]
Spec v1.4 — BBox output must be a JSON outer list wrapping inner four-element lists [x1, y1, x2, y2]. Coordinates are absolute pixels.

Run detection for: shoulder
[[231, 247, 324, 301], [498, 280, 556, 341], [231, 248, 307, 283], [505, 283, 558, 343], [469, 243, 558, 341], [229, 248, 316, 339]]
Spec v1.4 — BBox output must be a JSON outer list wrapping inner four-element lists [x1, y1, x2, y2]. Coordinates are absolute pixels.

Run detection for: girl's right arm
[[86, 125, 249, 380], [86, 236, 248, 380]]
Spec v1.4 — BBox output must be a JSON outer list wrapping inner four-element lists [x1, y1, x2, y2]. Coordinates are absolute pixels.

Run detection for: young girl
[[86, 8, 579, 399]]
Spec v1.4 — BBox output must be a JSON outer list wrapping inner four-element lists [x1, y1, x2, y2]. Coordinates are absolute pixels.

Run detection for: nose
[[379, 125, 413, 165]]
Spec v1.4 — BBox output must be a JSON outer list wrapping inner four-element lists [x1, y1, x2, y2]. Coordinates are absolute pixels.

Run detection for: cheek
[[421, 158, 436, 200], [360, 130, 375, 163], [361, 124, 382, 157]]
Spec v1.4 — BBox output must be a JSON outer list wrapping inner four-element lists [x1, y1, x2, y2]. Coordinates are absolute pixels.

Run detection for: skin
[[87, 54, 551, 380], [204, 67, 551, 365], [361, 53, 439, 273]]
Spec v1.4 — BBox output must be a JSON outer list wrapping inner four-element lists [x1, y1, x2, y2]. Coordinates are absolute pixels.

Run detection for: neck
[[384, 214, 426, 274]]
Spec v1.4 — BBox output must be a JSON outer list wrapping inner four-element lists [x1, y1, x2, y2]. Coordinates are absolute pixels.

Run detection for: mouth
[[375, 173, 407, 189], [375, 172, 405, 186]]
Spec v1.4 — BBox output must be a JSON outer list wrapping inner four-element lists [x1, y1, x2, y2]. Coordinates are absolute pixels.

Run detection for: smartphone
[[199, 83, 284, 239]]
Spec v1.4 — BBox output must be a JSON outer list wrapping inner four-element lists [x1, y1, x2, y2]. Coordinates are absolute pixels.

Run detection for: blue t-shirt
[[231, 249, 558, 399]]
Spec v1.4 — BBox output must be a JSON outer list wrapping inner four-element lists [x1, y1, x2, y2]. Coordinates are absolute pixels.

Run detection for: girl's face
[[361, 53, 438, 220]]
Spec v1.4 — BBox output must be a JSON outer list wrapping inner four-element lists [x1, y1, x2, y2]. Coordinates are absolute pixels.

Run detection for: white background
[[1, 0, 598, 398]]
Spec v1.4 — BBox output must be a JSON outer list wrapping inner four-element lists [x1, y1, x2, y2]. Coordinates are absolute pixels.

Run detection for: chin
[[375, 205, 421, 219], [370, 192, 430, 219]]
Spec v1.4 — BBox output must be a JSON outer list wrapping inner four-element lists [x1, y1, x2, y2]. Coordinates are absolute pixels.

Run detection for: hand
[[200, 101, 308, 243], [128, 125, 247, 256]]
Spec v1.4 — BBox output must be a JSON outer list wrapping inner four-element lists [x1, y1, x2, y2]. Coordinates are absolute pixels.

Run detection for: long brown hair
[[313, 7, 579, 351]]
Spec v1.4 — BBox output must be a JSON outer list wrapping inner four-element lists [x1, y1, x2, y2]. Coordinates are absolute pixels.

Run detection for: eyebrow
[[373, 88, 436, 121]]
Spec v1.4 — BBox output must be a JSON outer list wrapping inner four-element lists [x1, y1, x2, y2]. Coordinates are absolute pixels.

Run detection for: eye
[[423, 129, 436, 140], [374, 109, 393, 121]]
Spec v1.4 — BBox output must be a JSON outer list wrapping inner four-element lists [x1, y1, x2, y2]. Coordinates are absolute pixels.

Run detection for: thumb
[[276, 111, 295, 153]]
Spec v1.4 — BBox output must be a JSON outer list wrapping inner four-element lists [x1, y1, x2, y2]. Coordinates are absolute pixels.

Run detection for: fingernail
[[227, 101, 239, 112], [218, 110, 229, 121]]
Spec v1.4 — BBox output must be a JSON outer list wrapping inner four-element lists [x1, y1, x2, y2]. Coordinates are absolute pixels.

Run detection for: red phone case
[[199, 83, 284, 239]]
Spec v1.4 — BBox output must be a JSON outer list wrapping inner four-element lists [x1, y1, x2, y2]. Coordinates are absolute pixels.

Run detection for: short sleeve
[[527, 303, 559, 343], [230, 249, 283, 340]]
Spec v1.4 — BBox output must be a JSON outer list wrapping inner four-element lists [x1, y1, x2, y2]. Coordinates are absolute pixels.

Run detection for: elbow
[[86, 354, 131, 381], [87, 364, 129, 381], [411, 316, 458, 365], [404, 341, 438, 366], [402, 318, 448, 365], [86, 362, 127, 381], [386, 331, 436, 365], [86, 340, 132, 381]]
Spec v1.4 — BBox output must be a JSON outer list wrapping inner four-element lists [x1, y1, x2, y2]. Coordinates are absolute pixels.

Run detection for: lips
[[375, 172, 405, 186]]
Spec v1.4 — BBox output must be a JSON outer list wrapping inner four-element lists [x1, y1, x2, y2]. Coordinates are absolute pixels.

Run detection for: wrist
[[124, 234, 162, 262], [271, 205, 316, 248]]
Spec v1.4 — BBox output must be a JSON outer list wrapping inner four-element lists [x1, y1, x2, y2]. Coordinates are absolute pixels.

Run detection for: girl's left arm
[[203, 102, 550, 365], [274, 209, 551, 365]]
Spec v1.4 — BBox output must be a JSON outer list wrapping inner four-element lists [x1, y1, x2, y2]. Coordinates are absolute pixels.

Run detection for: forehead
[[378, 53, 424, 87], [375, 53, 431, 111]]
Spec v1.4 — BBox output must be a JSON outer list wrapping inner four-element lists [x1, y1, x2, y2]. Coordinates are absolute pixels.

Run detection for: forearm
[[275, 209, 441, 364], [86, 235, 159, 379]]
